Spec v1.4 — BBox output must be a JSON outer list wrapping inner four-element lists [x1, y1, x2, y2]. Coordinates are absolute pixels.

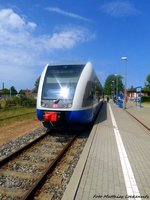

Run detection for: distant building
[[20, 89, 32, 96], [127, 88, 149, 99], [20, 89, 37, 99]]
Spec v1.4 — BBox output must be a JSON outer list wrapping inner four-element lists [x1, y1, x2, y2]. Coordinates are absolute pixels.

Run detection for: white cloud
[[100, 1, 139, 17], [46, 7, 92, 22], [27, 22, 37, 30], [0, 8, 94, 90], [0, 8, 36, 31], [46, 28, 93, 49]]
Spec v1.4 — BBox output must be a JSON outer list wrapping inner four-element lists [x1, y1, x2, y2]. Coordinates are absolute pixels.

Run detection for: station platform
[[125, 102, 150, 130], [62, 101, 150, 200]]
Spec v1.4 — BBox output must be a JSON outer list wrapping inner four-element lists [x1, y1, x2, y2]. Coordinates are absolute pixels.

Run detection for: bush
[[0, 99, 7, 108], [0, 98, 14, 108], [141, 96, 150, 102], [19, 95, 36, 107], [0, 95, 36, 109], [13, 96, 21, 106], [27, 96, 36, 107]]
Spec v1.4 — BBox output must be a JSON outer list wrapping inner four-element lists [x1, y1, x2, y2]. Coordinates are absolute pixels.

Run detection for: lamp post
[[115, 74, 118, 96], [121, 56, 127, 109]]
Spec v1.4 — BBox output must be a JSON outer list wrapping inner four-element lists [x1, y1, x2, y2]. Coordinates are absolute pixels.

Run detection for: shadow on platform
[[95, 101, 107, 124]]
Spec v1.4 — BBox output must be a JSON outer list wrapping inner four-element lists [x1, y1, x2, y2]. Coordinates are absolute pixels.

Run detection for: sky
[[0, 0, 150, 91]]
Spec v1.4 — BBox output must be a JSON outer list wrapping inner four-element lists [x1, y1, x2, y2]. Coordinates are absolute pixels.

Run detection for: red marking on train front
[[44, 112, 57, 122]]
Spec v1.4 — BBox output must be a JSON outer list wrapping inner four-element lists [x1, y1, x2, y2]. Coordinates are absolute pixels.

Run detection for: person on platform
[[107, 96, 109, 103]]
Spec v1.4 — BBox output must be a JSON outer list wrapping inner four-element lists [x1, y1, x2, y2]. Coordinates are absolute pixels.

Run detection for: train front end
[[36, 64, 85, 129]]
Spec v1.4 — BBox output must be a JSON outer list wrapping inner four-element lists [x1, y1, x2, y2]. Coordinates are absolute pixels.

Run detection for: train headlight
[[60, 87, 69, 98], [41, 101, 48, 107], [63, 103, 72, 108]]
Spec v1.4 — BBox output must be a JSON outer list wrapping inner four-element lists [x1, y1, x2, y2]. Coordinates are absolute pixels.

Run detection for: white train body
[[36, 62, 102, 128]]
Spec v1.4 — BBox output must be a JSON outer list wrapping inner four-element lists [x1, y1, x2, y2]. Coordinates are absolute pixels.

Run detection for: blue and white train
[[36, 62, 102, 129]]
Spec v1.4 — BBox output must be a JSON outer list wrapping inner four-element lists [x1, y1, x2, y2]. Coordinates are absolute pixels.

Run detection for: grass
[[143, 102, 150, 105], [0, 107, 37, 126]]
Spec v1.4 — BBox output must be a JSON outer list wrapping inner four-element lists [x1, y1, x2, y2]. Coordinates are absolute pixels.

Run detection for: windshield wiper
[[53, 98, 62, 104]]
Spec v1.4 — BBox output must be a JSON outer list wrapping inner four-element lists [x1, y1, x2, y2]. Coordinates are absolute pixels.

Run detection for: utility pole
[[121, 57, 128, 109]]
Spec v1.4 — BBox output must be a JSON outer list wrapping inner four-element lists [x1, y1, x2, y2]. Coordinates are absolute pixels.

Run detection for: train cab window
[[42, 65, 84, 100]]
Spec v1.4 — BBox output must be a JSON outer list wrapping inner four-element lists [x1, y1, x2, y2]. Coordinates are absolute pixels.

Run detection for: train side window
[[82, 81, 93, 107]]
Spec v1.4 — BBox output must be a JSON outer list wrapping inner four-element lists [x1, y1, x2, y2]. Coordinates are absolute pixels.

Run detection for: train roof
[[46, 61, 91, 67]]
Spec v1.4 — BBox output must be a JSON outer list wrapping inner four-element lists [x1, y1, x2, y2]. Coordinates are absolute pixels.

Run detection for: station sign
[[136, 86, 142, 93], [135, 86, 142, 108]]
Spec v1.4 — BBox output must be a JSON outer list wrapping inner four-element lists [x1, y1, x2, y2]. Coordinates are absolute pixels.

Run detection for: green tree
[[147, 74, 150, 83], [104, 74, 124, 96], [144, 74, 150, 92], [2, 88, 9, 95], [10, 86, 17, 95], [95, 77, 103, 96], [33, 76, 40, 93]]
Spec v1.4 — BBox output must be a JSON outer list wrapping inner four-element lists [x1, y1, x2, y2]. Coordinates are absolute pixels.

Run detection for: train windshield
[[42, 64, 84, 100]]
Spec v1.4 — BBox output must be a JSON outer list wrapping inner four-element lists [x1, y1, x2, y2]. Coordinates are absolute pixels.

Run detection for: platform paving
[[62, 101, 150, 200], [125, 102, 150, 130], [111, 103, 150, 197]]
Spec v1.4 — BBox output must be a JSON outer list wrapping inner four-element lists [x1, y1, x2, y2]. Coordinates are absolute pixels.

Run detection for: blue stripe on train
[[65, 108, 94, 123], [37, 109, 43, 120], [37, 105, 99, 123]]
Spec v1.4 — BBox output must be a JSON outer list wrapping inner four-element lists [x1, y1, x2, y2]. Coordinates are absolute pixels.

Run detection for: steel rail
[[22, 135, 77, 200], [0, 131, 47, 166], [0, 102, 104, 199]]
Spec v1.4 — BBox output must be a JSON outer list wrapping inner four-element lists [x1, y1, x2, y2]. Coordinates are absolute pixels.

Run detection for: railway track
[[34, 134, 88, 200], [0, 101, 104, 199], [0, 132, 77, 200]]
